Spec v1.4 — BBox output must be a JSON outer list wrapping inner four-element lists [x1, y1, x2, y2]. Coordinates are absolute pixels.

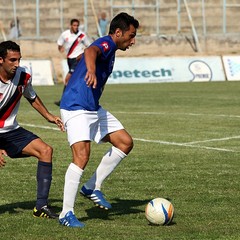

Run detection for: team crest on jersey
[[101, 42, 110, 52]]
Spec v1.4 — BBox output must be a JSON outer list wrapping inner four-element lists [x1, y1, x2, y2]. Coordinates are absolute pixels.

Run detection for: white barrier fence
[[20, 56, 240, 86], [108, 56, 225, 83], [62, 56, 239, 84], [222, 56, 240, 81], [20, 59, 54, 86]]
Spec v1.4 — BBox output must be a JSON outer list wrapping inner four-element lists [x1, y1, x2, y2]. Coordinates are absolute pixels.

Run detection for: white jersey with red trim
[[57, 29, 90, 59], [0, 66, 36, 133]]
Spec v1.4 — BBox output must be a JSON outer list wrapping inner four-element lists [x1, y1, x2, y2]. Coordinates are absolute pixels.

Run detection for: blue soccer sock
[[36, 161, 52, 210]]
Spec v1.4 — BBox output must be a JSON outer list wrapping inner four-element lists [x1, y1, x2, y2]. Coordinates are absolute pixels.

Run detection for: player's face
[[71, 22, 79, 34], [0, 50, 21, 78], [117, 25, 137, 51]]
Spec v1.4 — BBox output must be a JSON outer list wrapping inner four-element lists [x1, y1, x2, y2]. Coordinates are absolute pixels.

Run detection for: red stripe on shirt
[[67, 33, 85, 58], [0, 72, 31, 128], [0, 93, 21, 127]]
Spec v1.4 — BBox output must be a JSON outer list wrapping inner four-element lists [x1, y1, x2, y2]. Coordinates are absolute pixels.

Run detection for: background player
[[54, 18, 91, 106], [58, 12, 139, 228], [0, 40, 64, 219]]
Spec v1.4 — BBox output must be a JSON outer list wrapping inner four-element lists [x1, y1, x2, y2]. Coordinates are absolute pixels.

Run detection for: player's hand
[[48, 115, 65, 132], [0, 150, 7, 168], [85, 71, 97, 89]]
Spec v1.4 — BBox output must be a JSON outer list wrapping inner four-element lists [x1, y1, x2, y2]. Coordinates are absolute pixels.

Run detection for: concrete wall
[[1, 0, 240, 39]]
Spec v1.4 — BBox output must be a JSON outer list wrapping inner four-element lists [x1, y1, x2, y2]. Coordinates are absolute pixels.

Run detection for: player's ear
[[115, 28, 122, 38], [0, 57, 3, 64]]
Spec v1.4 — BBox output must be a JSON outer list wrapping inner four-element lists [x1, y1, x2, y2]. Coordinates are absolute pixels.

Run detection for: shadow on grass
[[0, 199, 62, 215], [1, 198, 176, 226], [81, 198, 151, 221]]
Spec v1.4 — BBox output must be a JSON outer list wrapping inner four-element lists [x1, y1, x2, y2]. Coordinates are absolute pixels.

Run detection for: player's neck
[[0, 69, 12, 82], [71, 30, 79, 35]]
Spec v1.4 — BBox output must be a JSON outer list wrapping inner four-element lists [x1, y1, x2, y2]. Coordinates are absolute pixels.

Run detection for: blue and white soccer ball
[[145, 197, 174, 225]]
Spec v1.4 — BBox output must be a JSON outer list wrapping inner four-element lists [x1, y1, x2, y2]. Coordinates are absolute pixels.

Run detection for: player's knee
[[73, 154, 90, 169], [121, 136, 134, 154], [40, 144, 53, 161], [127, 137, 134, 152]]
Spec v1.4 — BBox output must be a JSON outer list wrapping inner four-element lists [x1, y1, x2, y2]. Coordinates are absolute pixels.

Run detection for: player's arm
[[83, 35, 91, 47], [27, 96, 64, 131], [58, 45, 64, 53], [84, 45, 102, 89], [0, 149, 7, 167]]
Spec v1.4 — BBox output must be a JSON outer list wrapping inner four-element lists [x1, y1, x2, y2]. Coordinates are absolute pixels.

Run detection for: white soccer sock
[[84, 146, 127, 191], [59, 163, 83, 219]]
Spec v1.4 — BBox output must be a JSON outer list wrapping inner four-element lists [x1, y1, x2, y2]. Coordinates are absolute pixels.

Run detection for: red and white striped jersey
[[0, 66, 36, 133], [57, 29, 90, 59]]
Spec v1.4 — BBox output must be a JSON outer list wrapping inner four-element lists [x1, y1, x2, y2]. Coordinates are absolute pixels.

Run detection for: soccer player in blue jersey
[[59, 12, 139, 227]]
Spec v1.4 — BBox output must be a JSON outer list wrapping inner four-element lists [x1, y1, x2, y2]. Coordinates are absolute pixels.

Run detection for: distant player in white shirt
[[0, 40, 64, 219], [55, 18, 91, 106]]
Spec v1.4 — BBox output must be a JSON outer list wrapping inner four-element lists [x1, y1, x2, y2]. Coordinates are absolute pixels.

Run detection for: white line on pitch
[[20, 123, 60, 131], [113, 111, 240, 118], [133, 138, 237, 152], [186, 135, 240, 144], [20, 123, 237, 153]]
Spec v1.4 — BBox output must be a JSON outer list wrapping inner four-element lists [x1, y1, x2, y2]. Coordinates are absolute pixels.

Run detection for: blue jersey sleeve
[[60, 35, 117, 111], [91, 36, 117, 60]]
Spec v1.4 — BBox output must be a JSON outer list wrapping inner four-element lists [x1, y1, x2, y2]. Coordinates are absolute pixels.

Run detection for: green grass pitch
[[1, 81, 240, 240]]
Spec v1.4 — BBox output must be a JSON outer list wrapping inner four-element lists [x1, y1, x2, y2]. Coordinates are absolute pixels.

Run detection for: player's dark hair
[[70, 18, 79, 25], [109, 12, 139, 34], [0, 40, 20, 59]]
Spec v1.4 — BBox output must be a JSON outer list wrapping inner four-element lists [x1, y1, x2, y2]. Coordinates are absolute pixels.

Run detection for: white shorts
[[60, 107, 124, 146]]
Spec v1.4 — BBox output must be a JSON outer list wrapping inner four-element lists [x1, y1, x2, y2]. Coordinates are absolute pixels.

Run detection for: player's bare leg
[[81, 129, 133, 209], [22, 138, 58, 219], [59, 141, 91, 227]]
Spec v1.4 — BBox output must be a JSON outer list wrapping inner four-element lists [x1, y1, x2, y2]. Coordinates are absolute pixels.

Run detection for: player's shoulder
[[78, 30, 87, 38], [78, 29, 85, 34], [60, 29, 71, 37], [96, 35, 113, 44], [17, 66, 32, 79], [18, 65, 31, 74], [63, 29, 71, 34], [93, 36, 115, 53]]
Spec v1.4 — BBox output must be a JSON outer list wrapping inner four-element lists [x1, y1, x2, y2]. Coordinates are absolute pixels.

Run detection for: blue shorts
[[0, 127, 39, 158]]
